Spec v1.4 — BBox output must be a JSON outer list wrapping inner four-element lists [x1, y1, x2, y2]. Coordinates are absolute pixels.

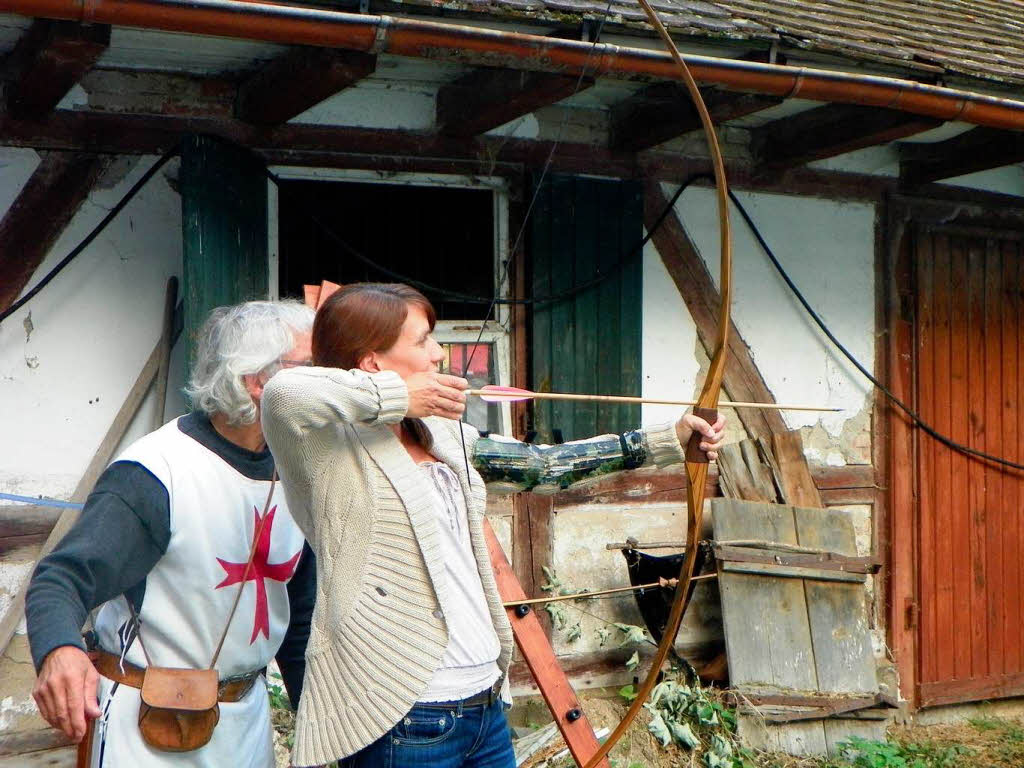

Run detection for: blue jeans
[[339, 691, 515, 768]]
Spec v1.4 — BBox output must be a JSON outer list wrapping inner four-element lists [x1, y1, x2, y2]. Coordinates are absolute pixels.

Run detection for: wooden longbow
[[579, 3, 733, 764]]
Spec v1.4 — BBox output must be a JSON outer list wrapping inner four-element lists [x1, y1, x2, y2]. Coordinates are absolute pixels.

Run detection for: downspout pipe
[[7, 0, 1024, 130]]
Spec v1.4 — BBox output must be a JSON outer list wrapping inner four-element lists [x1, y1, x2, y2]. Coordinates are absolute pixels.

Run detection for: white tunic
[[89, 418, 305, 768]]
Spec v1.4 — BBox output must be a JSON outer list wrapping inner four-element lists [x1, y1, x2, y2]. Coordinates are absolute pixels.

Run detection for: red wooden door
[[914, 228, 1024, 707]]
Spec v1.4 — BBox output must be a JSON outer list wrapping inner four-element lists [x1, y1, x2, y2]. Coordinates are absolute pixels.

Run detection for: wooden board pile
[[714, 432, 896, 757]]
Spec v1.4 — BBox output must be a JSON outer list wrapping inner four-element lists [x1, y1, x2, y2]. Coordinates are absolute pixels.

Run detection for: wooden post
[[484, 519, 610, 768]]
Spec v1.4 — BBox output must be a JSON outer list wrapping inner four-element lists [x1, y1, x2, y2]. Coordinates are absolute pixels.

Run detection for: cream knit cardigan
[[261, 366, 686, 767]]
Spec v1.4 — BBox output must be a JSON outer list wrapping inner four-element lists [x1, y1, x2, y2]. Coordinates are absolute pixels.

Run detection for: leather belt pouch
[[138, 667, 220, 752]]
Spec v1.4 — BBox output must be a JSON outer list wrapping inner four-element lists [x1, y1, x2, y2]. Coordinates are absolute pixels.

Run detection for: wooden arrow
[[469, 385, 840, 412]]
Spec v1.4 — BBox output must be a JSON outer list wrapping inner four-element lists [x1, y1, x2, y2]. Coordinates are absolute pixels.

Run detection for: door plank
[[982, 240, 1003, 677], [916, 235, 937, 685], [1000, 242, 1022, 676], [948, 238, 972, 681], [965, 240, 988, 680], [931, 235, 956, 684]]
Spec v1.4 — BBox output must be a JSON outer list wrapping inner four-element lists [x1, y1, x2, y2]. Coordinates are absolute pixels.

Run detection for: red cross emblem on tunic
[[215, 504, 302, 644]]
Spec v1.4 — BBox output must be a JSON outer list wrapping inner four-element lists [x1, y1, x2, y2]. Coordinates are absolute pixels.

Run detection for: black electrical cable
[[265, 168, 689, 308], [0, 145, 182, 327], [15, 134, 1008, 472], [679, 172, 1024, 473]]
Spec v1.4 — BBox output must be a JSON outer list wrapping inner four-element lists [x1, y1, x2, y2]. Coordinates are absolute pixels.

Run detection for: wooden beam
[[5, 109, 1024, 212], [436, 68, 593, 138], [84, 70, 236, 118], [512, 493, 553, 635], [643, 179, 788, 444], [883, 208, 918, 707], [550, 462, 873, 509], [753, 104, 942, 173], [0, 727, 74, 757], [899, 126, 1024, 186], [610, 84, 782, 151], [0, 151, 109, 313], [235, 47, 376, 126], [1, 20, 109, 120], [484, 519, 610, 767]]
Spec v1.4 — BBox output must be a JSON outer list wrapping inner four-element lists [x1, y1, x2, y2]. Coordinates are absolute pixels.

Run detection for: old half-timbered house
[[1, 0, 1024, 763]]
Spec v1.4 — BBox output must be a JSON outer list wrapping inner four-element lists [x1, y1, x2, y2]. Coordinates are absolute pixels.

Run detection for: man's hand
[[406, 372, 468, 420], [32, 645, 101, 742], [675, 411, 728, 461]]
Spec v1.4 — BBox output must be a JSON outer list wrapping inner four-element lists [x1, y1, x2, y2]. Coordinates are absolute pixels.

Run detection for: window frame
[[266, 166, 514, 435], [433, 322, 513, 436]]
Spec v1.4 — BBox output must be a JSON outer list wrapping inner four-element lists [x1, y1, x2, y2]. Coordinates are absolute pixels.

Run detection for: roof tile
[[439, 0, 1024, 85]]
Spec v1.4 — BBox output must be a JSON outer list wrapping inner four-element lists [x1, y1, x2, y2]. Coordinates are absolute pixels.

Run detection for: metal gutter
[[6, 0, 1024, 130]]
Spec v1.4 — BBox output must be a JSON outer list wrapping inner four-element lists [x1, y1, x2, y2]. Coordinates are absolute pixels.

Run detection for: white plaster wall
[[0, 147, 39, 215], [290, 56, 464, 129], [642, 184, 876, 464], [810, 146, 1024, 196], [807, 121, 1024, 196], [294, 79, 438, 129], [0, 154, 185, 500]]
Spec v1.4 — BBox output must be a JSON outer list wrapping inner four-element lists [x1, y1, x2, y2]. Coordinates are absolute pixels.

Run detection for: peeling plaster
[[0, 562, 34, 635], [0, 694, 37, 731], [0, 636, 46, 732], [802, 397, 873, 466]]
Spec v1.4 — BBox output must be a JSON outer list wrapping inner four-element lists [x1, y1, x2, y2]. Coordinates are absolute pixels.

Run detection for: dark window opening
[[277, 180, 495, 321]]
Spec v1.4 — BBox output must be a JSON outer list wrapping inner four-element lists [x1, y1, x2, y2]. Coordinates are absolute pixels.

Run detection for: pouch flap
[[140, 667, 218, 711]]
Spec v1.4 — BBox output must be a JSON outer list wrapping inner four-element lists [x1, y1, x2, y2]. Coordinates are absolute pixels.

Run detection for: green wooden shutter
[[181, 135, 269, 376], [530, 174, 642, 443]]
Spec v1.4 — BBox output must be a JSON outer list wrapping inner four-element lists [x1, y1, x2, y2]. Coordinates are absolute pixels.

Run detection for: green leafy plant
[[266, 671, 290, 711], [618, 684, 638, 702], [837, 736, 971, 768], [541, 564, 748, 768]]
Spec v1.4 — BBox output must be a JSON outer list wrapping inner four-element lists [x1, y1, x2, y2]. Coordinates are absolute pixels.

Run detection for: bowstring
[[456, 2, 616, 480]]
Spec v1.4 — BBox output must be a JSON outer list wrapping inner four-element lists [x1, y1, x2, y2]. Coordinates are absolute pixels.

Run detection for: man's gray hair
[[186, 299, 314, 425]]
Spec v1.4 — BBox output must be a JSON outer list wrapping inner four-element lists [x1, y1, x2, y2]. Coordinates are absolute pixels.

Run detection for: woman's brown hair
[[312, 283, 436, 369]]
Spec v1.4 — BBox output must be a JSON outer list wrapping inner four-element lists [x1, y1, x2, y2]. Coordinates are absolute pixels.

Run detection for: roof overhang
[[5, 0, 1024, 131]]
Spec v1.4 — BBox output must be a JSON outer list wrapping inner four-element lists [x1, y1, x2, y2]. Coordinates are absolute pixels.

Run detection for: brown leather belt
[[92, 650, 261, 703]]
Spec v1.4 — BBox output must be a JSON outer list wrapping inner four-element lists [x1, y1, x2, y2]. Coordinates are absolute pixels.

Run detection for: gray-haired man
[[26, 300, 315, 767]]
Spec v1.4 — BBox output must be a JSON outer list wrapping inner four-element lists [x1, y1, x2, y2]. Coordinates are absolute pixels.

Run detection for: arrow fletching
[[475, 385, 534, 403]]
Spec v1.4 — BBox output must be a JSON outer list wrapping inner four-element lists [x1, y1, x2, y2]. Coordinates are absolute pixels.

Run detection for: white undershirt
[[416, 461, 501, 702]]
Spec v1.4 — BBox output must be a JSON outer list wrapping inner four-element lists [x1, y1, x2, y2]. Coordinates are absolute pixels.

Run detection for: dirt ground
[[271, 689, 1024, 768], [514, 690, 1024, 768]]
